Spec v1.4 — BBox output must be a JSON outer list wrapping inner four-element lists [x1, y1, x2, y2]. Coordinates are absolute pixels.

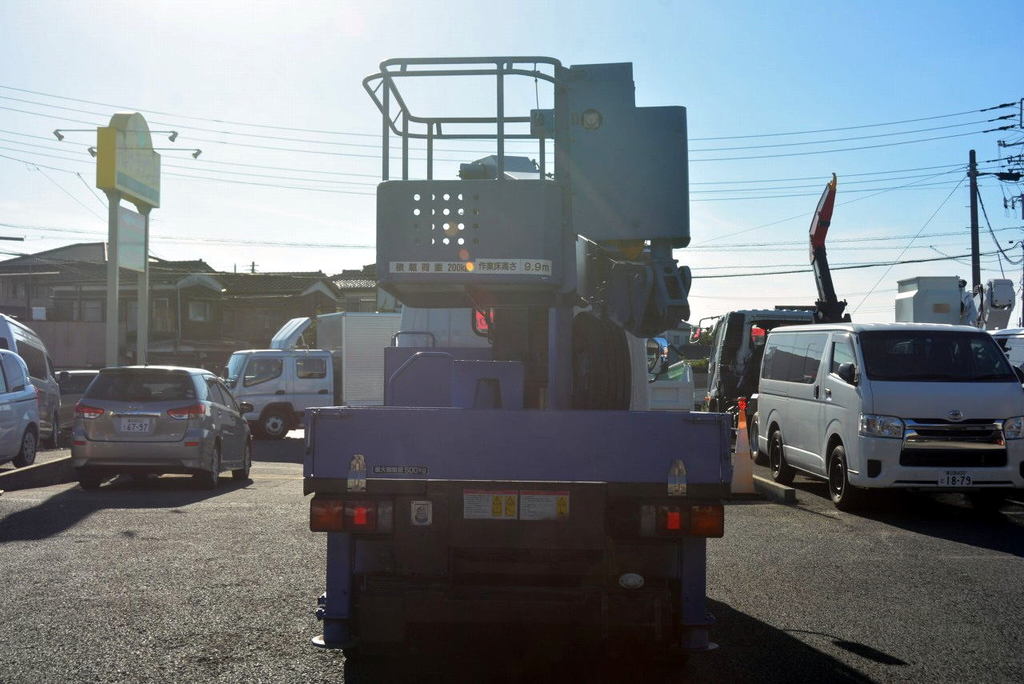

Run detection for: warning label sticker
[[389, 259, 553, 276], [519, 491, 570, 521], [463, 489, 518, 520]]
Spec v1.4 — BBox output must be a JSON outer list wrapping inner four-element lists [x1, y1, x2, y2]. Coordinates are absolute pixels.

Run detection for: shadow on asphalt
[[252, 436, 305, 464], [785, 476, 1024, 558], [341, 600, 880, 683], [0, 474, 249, 543]]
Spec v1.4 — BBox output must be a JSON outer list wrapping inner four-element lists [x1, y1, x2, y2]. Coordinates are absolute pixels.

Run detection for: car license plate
[[938, 471, 971, 486], [119, 417, 153, 433]]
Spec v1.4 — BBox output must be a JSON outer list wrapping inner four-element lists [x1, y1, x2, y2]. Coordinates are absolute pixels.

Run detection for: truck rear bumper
[[347, 576, 691, 647]]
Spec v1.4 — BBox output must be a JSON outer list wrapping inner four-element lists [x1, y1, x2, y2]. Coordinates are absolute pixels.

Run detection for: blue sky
[[0, 0, 1020, 324]]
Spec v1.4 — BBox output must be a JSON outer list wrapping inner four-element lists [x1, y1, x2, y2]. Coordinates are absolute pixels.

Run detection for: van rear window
[[85, 371, 196, 401], [860, 331, 1014, 382], [15, 340, 48, 379]]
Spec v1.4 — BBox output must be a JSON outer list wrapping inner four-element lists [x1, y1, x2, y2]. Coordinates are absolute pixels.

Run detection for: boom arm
[[808, 173, 850, 324]]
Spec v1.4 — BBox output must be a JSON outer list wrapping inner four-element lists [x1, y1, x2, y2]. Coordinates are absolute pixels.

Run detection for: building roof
[[331, 264, 378, 291]]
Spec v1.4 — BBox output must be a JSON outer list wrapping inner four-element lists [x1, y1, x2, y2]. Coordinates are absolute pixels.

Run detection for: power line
[[31, 165, 104, 222], [689, 117, 1003, 153], [690, 102, 1015, 141], [693, 247, 996, 280], [691, 128, 1004, 163], [851, 178, 966, 312], [3, 83, 1011, 144], [695, 169, 967, 245]]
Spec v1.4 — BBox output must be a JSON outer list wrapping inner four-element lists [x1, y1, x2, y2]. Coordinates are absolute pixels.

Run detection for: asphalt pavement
[[1, 438, 1022, 682]]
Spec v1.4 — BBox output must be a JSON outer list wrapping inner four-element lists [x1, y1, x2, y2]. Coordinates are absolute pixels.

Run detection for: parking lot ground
[[2, 437, 1023, 682]]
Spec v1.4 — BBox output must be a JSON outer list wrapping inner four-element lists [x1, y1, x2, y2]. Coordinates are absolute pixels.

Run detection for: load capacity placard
[[462, 489, 569, 521]]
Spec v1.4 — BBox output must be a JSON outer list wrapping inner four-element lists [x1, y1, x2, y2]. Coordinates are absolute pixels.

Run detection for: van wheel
[[257, 409, 290, 440], [12, 428, 37, 467], [42, 412, 59, 449], [768, 430, 794, 485], [828, 444, 865, 511], [749, 416, 767, 465]]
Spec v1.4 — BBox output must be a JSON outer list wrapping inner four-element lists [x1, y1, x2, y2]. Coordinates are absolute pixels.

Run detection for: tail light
[[632, 502, 725, 538], [75, 403, 105, 420], [310, 497, 394, 534], [167, 404, 207, 420]]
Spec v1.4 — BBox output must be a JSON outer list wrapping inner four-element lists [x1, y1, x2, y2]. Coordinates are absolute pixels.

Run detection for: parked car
[[0, 314, 60, 447], [70, 366, 254, 490], [56, 370, 99, 443], [757, 323, 1024, 510], [0, 349, 40, 468]]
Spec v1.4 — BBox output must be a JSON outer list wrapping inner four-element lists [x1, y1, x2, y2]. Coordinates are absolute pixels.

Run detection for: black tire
[[41, 412, 59, 449], [828, 444, 865, 511], [256, 409, 290, 440], [767, 429, 795, 485], [195, 446, 221, 489], [77, 469, 103, 490], [749, 415, 768, 466], [11, 428, 37, 468], [231, 441, 252, 481]]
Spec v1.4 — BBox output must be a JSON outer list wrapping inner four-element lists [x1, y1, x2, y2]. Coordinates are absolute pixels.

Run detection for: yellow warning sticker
[[463, 489, 518, 520], [519, 491, 570, 521]]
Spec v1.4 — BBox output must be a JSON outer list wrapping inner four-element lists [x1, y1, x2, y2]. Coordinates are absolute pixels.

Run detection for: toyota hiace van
[[757, 323, 1024, 509]]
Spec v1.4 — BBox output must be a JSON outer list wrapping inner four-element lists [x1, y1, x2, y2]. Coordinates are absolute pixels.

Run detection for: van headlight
[[859, 414, 904, 439], [1003, 416, 1024, 440]]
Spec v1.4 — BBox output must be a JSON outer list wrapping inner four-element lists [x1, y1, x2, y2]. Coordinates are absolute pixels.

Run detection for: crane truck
[[302, 57, 732, 657]]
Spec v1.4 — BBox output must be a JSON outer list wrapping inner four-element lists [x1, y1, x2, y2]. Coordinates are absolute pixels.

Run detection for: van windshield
[[225, 353, 248, 387], [859, 331, 1016, 382]]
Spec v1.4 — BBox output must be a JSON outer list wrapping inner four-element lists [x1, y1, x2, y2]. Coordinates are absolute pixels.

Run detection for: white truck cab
[[757, 323, 1024, 509], [225, 313, 401, 439]]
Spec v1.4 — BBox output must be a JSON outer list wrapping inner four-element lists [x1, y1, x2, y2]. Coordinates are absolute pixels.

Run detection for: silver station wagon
[[70, 366, 253, 490]]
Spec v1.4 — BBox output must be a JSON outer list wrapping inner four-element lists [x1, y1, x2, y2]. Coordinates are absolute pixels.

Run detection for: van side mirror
[[837, 362, 857, 385], [238, 401, 254, 414]]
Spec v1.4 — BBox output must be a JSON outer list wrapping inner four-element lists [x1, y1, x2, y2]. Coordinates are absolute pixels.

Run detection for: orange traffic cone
[[731, 410, 756, 495]]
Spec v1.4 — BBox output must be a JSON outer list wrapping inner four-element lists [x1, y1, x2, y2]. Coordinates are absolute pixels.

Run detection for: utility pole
[[969, 149, 981, 292], [250, 261, 257, 274]]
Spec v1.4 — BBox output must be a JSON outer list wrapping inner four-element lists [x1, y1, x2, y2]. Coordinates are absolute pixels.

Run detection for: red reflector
[[665, 510, 682, 530], [73, 440, 86, 446], [352, 506, 369, 526], [185, 441, 200, 447]]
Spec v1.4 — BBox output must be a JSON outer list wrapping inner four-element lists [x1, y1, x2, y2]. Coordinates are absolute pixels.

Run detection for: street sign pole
[[105, 190, 121, 367]]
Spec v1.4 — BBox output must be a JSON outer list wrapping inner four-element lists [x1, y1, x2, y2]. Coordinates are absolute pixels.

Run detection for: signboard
[[96, 112, 161, 209], [117, 206, 146, 273]]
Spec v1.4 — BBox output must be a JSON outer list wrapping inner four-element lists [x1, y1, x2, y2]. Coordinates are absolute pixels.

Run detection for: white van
[[0, 314, 60, 447], [756, 323, 1024, 510], [991, 328, 1024, 368]]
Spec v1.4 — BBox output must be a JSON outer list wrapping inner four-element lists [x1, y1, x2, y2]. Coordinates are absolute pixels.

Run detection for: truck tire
[[256, 409, 290, 440]]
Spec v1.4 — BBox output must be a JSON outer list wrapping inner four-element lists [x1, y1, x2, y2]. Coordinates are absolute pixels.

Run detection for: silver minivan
[[757, 323, 1024, 510], [0, 314, 60, 447], [0, 349, 40, 468], [70, 366, 254, 490]]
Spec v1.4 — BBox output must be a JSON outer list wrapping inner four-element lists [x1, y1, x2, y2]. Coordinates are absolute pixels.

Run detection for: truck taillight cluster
[[309, 497, 394, 534], [640, 503, 724, 538], [609, 501, 725, 539]]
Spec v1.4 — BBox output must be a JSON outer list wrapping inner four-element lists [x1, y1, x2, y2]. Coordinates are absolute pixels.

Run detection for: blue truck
[[303, 56, 732, 657]]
